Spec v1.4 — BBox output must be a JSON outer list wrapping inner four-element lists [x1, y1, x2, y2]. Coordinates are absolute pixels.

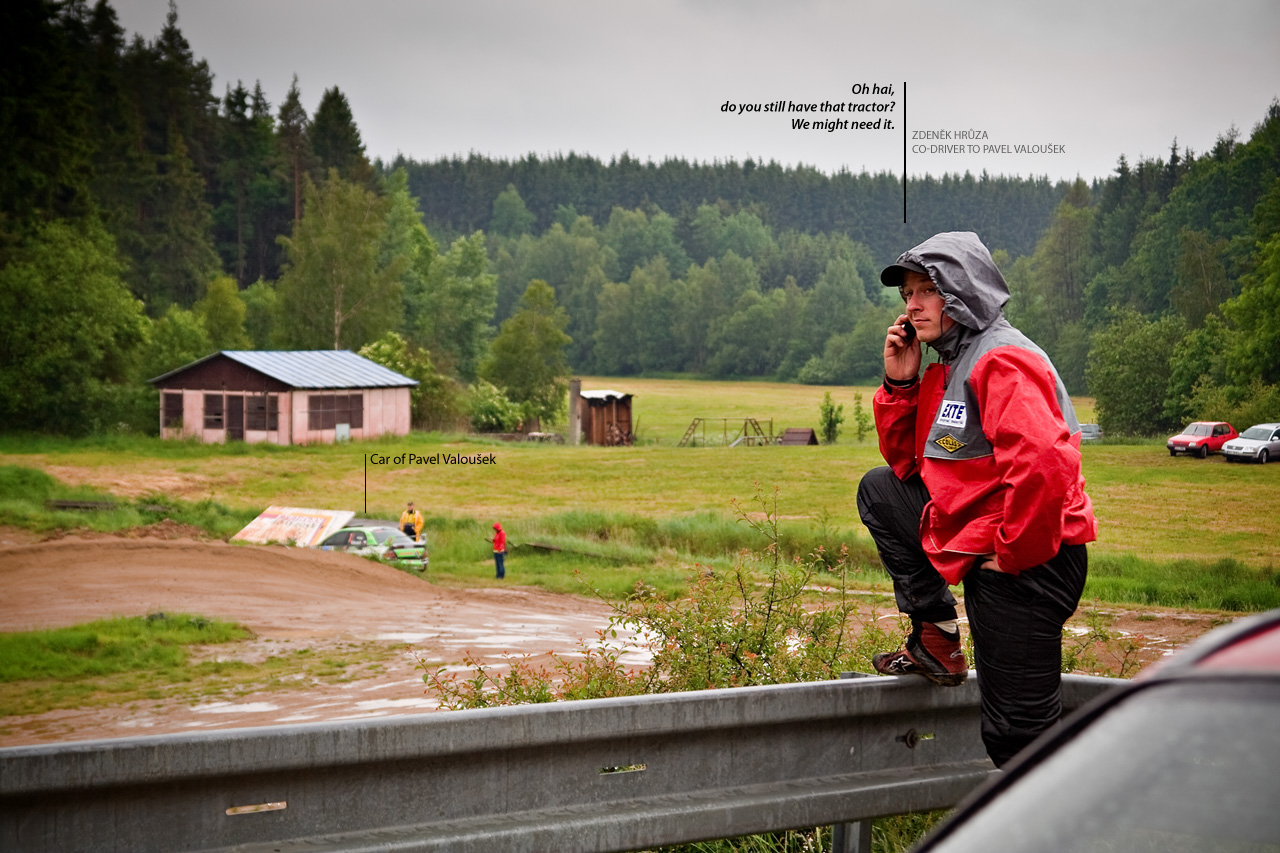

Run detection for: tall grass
[[0, 614, 249, 684], [412, 506, 893, 602], [1087, 554, 1280, 612], [525, 508, 881, 564], [0, 464, 256, 537]]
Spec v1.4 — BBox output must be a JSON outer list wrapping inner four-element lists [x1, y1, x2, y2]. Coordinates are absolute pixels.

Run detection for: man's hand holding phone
[[884, 314, 921, 383]]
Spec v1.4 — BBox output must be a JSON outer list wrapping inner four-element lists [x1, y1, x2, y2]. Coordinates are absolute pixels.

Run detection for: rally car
[[316, 525, 428, 567]]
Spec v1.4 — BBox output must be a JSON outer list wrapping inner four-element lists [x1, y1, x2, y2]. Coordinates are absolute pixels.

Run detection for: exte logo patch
[[936, 400, 967, 429]]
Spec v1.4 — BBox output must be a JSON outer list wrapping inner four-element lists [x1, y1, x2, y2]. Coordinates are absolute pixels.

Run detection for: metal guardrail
[[0, 674, 1119, 853]]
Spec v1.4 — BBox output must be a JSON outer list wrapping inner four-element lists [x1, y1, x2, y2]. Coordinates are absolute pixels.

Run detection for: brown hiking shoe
[[872, 622, 968, 686]]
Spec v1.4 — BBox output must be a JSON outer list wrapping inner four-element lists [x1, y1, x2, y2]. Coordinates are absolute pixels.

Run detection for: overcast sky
[[112, 0, 1280, 183]]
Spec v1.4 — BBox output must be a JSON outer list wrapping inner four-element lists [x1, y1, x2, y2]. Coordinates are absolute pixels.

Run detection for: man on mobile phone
[[857, 231, 1097, 768]]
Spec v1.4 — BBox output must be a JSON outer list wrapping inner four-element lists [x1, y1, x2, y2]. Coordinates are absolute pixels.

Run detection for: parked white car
[[1222, 422, 1280, 464]]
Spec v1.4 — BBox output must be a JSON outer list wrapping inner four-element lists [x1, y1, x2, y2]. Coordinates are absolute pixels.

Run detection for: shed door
[[227, 395, 244, 441]]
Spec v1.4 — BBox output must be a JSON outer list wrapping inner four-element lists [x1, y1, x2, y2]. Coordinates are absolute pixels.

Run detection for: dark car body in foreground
[[1166, 420, 1237, 457], [914, 609, 1280, 852]]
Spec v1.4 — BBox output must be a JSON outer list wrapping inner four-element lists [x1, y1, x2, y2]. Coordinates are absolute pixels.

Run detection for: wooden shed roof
[[579, 390, 632, 402], [779, 428, 819, 446]]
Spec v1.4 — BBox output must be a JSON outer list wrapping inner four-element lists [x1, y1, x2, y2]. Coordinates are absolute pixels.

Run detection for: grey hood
[[881, 231, 1009, 332]]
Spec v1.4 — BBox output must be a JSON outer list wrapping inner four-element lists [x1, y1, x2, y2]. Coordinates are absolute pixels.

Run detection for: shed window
[[308, 395, 333, 430], [308, 394, 363, 430], [163, 393, 183, 428], [246, 395, 278, 431], [203, 394, 223, 429]]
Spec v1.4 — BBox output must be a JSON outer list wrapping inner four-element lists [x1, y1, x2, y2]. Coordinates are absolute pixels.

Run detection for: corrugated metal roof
[[224, 351, 417, 388], [579, 390, 631, 400], [150, 351, 418, 389]]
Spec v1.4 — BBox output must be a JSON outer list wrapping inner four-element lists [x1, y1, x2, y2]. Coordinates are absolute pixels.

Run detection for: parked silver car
[[1222, 422, 1280, 464]]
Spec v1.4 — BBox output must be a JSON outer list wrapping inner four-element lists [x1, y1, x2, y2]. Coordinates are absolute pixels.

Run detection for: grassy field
[[582, 376, 1097, 445], [0, 376, 1275, 610]]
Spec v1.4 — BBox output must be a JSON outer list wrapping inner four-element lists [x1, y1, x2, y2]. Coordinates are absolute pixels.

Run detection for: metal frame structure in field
[[0, 674, 1119, 853]]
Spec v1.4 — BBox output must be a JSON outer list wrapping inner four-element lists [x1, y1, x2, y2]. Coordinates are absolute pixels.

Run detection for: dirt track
[[0, 529, 1232, 747], [0, 533, 636, 746]]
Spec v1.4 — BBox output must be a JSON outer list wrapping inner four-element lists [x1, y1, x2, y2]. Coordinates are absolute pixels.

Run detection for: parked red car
[[1166, 421, 1236, 458]]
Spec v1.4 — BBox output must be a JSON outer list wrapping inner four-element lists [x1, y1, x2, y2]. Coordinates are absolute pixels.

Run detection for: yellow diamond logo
[[935, 434, 965, 453]]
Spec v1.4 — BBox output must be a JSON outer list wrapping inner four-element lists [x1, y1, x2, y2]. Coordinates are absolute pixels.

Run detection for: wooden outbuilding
[[576, 389, 634, 446], [149, 351, 417, 445]]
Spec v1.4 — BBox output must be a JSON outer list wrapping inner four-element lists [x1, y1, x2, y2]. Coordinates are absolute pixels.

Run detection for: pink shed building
[[149, 351, 417, 445]]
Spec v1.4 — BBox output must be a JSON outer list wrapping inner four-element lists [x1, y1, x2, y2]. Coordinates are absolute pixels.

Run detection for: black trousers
[[857, 466, 1088, 768]]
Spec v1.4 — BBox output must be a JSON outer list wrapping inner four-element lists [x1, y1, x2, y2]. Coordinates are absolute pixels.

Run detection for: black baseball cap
[[880, 256, 929, 288]]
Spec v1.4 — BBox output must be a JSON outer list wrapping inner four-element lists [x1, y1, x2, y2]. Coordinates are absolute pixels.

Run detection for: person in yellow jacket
[[399, 501, 423, 541]]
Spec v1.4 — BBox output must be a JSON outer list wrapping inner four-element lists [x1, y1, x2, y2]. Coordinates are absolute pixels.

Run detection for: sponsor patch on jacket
[[935, 434, 965, 453], [936, 400, 967, 429]]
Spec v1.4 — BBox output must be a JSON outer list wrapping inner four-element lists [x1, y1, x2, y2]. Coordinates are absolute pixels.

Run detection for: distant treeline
[[394, 152, 1071, 264]]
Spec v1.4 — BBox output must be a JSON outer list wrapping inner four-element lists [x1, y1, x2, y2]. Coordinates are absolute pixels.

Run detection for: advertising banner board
[[232, 507, 355, 548]]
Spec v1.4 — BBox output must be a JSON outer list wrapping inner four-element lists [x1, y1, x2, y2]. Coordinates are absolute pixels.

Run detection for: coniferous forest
[[3, 0, 1278, 436]]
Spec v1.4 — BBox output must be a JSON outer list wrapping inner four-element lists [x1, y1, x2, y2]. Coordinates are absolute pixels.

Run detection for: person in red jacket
[[857, 231, 1097, 768], [490, 522, 507, 579]]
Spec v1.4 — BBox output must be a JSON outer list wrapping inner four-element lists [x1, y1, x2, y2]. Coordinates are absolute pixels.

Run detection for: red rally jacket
[[874, 346, 1098, 584]]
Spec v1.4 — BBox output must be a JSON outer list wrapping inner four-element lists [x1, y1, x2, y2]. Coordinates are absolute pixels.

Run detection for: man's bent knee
[[856, 465, 898, 519]]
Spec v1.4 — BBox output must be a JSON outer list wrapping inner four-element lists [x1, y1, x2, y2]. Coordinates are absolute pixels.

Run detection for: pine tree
[[137, 129, 221, 308], [310, 86, 372, 186], [276, 74, 313, 224], [0, 0, 95, 239]]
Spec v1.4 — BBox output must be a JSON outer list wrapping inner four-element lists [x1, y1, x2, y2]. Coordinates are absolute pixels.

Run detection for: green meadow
[[1, 376, 1276, 611]]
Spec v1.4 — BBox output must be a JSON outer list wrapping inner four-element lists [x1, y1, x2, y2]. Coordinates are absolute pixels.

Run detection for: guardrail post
[[832, 819, 873, 853], [830, 671, 875, 852]]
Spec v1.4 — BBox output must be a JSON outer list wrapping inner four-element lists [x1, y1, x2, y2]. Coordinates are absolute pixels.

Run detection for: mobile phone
[[900, 319, 916, 343]]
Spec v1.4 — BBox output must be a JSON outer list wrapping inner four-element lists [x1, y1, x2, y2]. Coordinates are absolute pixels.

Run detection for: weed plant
[[1060, 606, 1149, 679]]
